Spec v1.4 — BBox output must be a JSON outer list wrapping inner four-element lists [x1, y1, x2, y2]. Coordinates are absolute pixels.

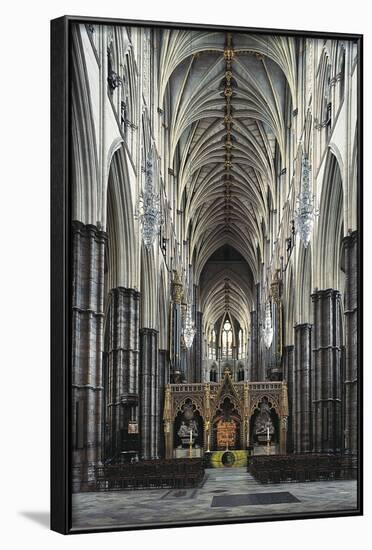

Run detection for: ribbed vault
[[199, 244, 254, 334], [159, 30, 296, 330]]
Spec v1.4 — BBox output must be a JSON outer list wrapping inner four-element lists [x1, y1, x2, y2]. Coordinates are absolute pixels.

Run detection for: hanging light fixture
[[183, 304, 196, 349], [139, 152, 161, 249], [294, 154, 318, 248], [262, 301, 273, 349]]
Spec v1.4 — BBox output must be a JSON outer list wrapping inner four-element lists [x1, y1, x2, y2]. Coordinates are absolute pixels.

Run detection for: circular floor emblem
[[221, 451, 235, 467]]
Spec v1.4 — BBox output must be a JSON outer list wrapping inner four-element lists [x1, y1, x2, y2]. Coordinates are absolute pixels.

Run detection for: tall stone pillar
[[163, 386, 173, 458], [71, 221, 106, 491], [282, 345, 294, 453], [158, 349, 169, 457], [256, 283, 265, 381], [343, 231, 358, 455], [139, 328, 158, 459], [180, 345, 188, 382], [193, 311, 203, 383], [171, 272, 183, 382], [312, 289, 342, 454], [268, 273, 283, 381], [250, 310, 258, 381], [294, 324, 312, 453], [105, 287, 140, 460]]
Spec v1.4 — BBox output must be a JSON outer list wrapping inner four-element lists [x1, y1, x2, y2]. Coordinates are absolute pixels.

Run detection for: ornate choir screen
[[163, 373, 288, 460]]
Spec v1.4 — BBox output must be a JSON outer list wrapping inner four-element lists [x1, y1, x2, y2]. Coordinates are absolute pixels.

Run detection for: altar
[[175, 448, 202, 458], [163, 374, 288, 463]]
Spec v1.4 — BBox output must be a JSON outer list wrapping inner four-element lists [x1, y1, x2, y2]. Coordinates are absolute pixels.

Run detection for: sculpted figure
[[254, 401, 275, 435], [177, 421, 189, 438]]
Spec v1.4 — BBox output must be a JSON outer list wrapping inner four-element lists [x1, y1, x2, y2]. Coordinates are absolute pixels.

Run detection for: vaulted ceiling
[[159, 30, 297, 331]]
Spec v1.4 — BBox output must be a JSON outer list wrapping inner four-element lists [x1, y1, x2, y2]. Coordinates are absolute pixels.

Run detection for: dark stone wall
[[311, 289, 342, 453], [71, 221, 106, 491], [283, 345, 294, 453], [343, 231, 358, 455], [294, 324, 312, 452], [104, 287, 140, 460], [139, 328, 159, 459]]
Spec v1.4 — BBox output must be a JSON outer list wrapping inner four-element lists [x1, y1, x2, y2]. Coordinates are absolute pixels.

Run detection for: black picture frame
[[51, 15, 363, 535]]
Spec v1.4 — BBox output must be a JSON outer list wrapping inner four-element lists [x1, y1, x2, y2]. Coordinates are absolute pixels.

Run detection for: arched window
[[208, 329, 216, 359], [338, 47, 345, 105], [238, 364, 244, 381], [238, 329, 244, 358], [315, 51, 333, 140], [210, 366, 217, 382], [222, 320, 233, 357], [318, 53, 332, 140]]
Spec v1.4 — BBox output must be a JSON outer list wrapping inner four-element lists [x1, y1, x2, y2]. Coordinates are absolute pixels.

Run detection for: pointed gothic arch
[[106, 144, 136, 291], [71, 25, 99, 225], [316, 151, 344, 290]]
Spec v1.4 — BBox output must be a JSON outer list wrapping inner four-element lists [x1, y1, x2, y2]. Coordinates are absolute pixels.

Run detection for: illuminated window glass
[[238, 329, 244, 358], [222, 320, 232, 357], [208, 329, 216, 359]]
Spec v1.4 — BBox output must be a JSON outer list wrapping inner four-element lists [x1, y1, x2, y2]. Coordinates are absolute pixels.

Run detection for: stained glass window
[[238, 329, 244, 358], [208, 329, 216, 359], [222, 320, 232, 357]]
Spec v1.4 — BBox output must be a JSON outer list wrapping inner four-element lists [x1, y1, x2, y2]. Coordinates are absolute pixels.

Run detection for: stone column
[[279, 417, 288, 454], [172, 302, 184, 381], [294, 324, 312, 453], [171, 273, 183, 382], [204, 384, 211, 452], [163, 385, 173, 459], [157, 349, 169, 457], [282, 345, 294, 453], [279, 383, 289, 454], [71, 221, 106, 491], [139, 328, 158, 459], [250, 310, 258, 381], [180, 345, 188, 382], [343, 231, 358, 455], [105, 287, 140, 460], [193, 311, 203, 383], [256, 283, 265, 381], [312, 289, 342, 454]]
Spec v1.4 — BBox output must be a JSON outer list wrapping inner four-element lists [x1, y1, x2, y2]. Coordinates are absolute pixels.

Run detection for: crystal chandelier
[[262, 301, 273, 349], [183, 305, 196, 349], [294, 154, 318, 248], [139, 153, 161, 249]]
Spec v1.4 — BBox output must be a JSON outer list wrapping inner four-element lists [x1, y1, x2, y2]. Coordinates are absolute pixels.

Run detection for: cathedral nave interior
[[69, 22, 359, 525]]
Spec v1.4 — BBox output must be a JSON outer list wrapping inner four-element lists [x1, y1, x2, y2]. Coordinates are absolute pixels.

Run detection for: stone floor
[[71, 468, 358, 531]]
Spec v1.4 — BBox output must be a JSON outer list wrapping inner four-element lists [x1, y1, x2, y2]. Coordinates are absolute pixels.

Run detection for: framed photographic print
[[51, 15, 363, 534]]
